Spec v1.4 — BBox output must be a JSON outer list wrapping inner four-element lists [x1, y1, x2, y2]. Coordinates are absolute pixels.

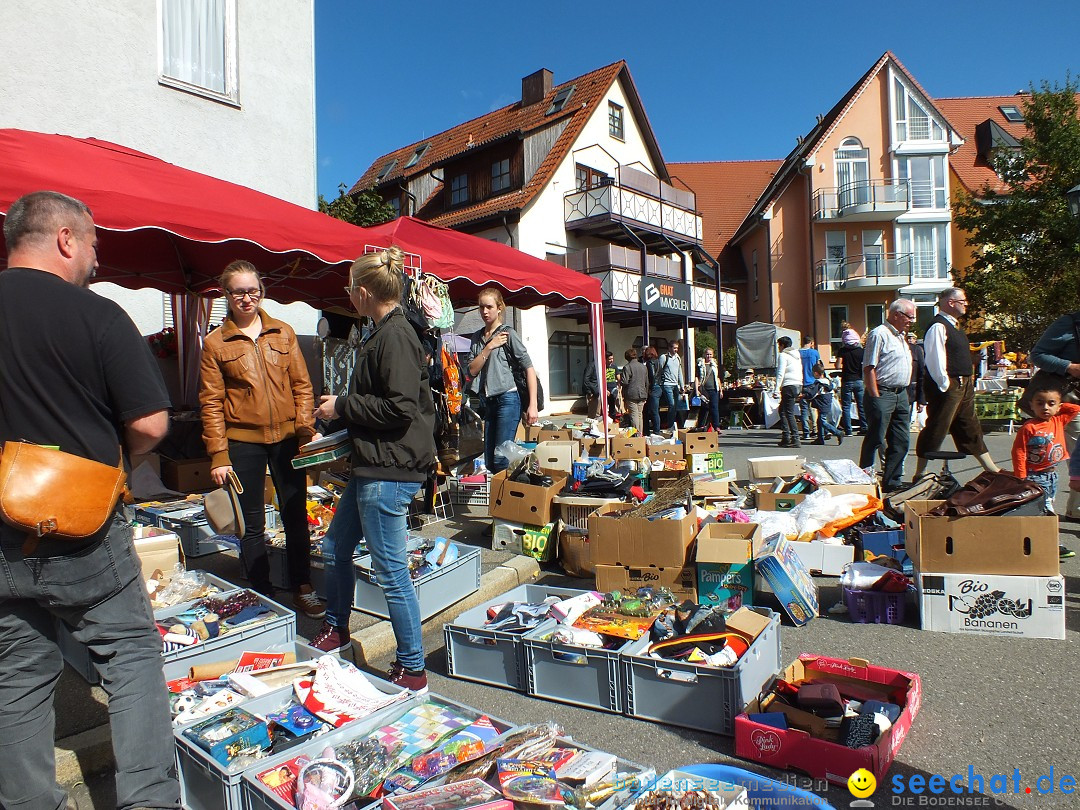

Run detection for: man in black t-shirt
[[0, 191, 179, 810]]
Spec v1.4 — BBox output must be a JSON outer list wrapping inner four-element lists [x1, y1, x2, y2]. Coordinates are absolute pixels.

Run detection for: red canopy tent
[[0, 128, 608, 423]]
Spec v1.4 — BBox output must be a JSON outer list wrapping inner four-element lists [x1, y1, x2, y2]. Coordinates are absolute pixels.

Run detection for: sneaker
[[388, 661, 428, 693], [1060, 544, 1075, 560], [309, 621, 350, 653], [836, 433, 844, 446], [294, 585, 326, 619]]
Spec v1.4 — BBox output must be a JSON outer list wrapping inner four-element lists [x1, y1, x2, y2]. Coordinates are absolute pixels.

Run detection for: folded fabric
[[294, 656, 408, 727], [224, 604, 272, 627]]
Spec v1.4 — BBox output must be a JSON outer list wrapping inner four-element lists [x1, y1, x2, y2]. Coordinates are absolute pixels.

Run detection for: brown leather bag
[[0, 441, 127, 554], [926, 470, 1044, 517]]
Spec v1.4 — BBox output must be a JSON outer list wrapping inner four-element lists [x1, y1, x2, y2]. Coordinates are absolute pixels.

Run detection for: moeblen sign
[[640, 279, 691, 315]]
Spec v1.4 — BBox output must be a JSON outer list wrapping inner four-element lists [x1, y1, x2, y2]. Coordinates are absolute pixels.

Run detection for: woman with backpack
[[467, 287, 538, 472]]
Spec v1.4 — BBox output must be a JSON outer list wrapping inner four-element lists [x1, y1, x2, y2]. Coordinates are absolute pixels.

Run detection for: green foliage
[[318, 184, 396, 227], [695, 329, 718, 356], [953, 79, 1080, 350], [722, 345, 737, 376]]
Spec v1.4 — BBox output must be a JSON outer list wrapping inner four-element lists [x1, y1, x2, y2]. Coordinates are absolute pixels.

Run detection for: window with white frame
[[160, 0, 238, 104], [608, 102, 624, 140], [892, 76, 943, 143], [829, 306, 849, 344], [835, 137, 870, 208], [897, 223, 948, 280], [866, 304, 885, 332], [896, 155, 946, 209], [491, 158, 511, 193]]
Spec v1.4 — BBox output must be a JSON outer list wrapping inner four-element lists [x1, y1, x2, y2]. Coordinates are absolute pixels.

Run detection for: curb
[[55, 554, 542, 790]]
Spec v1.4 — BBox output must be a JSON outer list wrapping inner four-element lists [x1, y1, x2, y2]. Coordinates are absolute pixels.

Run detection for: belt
[[879, 385, 907, 392]]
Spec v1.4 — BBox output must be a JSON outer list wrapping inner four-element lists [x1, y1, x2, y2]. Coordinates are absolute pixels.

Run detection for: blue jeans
[[815, 403, 844, 441], [841, 379, 866, 434], [646, 385, 662, 434], [697, 387, 721, 430], [1026, 469, 1058, 513], [0, 515, 180, 810], [323, 477, 424, 671], [859, 388, 910, 490], [661, 385, 680, 429], [483, 389, 521, 472], [798, 396, 815, 435]]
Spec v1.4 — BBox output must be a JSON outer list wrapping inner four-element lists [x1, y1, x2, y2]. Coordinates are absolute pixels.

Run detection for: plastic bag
[[786, 488, 873, 540], [841, 562, 902, 590], [803, 459, 875, 485], [494, 441, 529, 468]]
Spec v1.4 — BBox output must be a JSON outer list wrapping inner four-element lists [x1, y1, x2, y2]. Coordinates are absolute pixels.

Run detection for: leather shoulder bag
[[204, 469, 245, 537], [0, 441, 127, 555]]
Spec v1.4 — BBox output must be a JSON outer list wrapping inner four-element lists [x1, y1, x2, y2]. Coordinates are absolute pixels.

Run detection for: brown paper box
[[587, 503, 697, 567], [488, 469, 567, 526], [594, 563, 697, 601]]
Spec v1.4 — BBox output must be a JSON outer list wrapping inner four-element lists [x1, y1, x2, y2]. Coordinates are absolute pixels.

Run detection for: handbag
[[0, 441, 127, 555], [926, 470, 1044, 517], [882, 472, 960, 522], [204, 469, 245, 537]]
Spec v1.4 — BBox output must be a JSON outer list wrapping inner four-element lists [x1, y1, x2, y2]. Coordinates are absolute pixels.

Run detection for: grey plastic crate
[[240, 695, 512, 810], [620, 607, 782, 736], [352, 542, 481, 621], [443, 583, 591, 691], [266, 545, 332, 595], [523, 619, 632, 714], [135, 502, 277, 557], [175, 661, 406, 810], [57, 572, 246, 684]]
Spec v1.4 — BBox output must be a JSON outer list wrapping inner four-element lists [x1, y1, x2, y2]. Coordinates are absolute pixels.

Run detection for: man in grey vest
[[913, 288, 1000, 480]]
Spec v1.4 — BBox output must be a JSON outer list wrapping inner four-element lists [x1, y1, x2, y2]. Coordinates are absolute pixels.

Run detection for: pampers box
[[753, 534, 819, 626]]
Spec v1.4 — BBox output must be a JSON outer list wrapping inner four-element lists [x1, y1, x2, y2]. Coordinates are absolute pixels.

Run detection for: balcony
[[815, 253, 913, 292], [564, 165, 703, 248], [812, 180, 910, 222]]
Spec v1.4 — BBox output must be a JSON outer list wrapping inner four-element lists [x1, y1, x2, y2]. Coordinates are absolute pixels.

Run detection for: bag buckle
[[36, 518, 58, 537]]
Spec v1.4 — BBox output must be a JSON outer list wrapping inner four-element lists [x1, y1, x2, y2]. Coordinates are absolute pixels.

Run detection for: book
[[256, 754, 310, 804], [496, 758, 565, 805], [292, 429, 352, 469], [382, 777, 512, 810]]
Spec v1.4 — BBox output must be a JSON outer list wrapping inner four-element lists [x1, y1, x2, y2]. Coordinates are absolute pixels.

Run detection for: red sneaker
[[309, 621, 350, 653], [387, 661, 428, 693]]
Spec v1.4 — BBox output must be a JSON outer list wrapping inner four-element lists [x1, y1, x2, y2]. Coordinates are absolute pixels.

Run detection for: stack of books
[[291, 429, 351, 470]]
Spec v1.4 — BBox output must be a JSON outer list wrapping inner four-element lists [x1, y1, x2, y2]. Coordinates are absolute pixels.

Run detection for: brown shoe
[[388, 661, 428, 693], [293, 584, 326, 619], [310, 621, 350, 653]]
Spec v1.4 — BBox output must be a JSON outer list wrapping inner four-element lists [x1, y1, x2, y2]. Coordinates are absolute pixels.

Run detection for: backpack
[[499, 326, 545, 412]]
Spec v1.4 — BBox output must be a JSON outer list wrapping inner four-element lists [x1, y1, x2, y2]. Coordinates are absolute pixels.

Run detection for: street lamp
[[1067, 183, 1080, 221]]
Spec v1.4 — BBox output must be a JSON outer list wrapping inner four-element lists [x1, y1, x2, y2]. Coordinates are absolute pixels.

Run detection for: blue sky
[[315, 0, 1080, 200]]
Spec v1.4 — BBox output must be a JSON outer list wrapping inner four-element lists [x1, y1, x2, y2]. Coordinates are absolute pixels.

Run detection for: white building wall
[[0, 0, 318, 335]]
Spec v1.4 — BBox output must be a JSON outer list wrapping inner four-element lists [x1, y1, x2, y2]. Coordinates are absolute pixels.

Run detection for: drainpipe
[[803, 166, 819, 348], [501, 215, 515, 248]]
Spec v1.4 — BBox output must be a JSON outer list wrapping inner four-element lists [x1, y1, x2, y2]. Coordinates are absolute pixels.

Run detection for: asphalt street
[[65, 425, 1078, 809]]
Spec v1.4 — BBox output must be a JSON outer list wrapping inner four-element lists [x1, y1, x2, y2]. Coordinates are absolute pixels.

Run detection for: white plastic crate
[[134, 502, 277, 558], [443, 583, 591, 691], [175, 662, 406, 810], [552, 495, 622, 530], [240, 696, 512, 810], [448, 475, 490, 506], [57, 573, 296, 684], [620, 607, 782, 736], [352, 543, 480, 621]]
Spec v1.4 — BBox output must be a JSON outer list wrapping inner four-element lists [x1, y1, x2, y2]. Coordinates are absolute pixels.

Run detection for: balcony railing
[[564, 165, 702, 244], [557, 244, 683, 280], [812, 180, 910, 221], [815, 253, 913, 292]]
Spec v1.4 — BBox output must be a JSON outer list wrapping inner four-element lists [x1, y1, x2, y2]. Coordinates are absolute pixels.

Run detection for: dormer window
[[404, 143, 429, 169], [377, 159, 397, 181], [999, 104, 1025, 123]]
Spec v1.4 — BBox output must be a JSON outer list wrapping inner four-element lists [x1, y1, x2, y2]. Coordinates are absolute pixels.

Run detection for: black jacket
[[334, 308, 436, 482], [908, 341, 926, 406], [837, 342, 864, 382]]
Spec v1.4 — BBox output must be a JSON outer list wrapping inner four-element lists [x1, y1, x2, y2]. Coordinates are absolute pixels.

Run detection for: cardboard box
[[688, 452, 724, 474], [161, 457, 213, 493], [488, 470, 566, 525], [692, 469, 735, 498], [132, 526, 183, 580], [746, 455, 805, 480], [557, 528, 594, 577], [538, 428, 574, 444], [587, 503, 697, 567], [594, 563, 696, 602], [492, 519, 557, 562], [916, 571, 1065, 640], [787, 540, 855, 576], [753, 535, 819, 625], [736, 654, 921, 786], [650, 468, 688, 491], [533, 440, 579, 473], [646, 442, 683, 461], [679, 431, 719, 456], [904, 500, 1059, 577], [611, 437, 647, 460], [579, 437, 607, 457], [856, 528, 912, 574], [696, 523, 760, 609]]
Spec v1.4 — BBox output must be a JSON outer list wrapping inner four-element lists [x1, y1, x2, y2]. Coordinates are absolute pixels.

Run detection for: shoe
[[812, 439, 825, 446], [309, 621, 350, 653], [836, 433, 844, 446], [388, 661, 429, 693], [1060, 545, 1075, 560], [778, 439, 793, 448], [294, 585, 326, 619]]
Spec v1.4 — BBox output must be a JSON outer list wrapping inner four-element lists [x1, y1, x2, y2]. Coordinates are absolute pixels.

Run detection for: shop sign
[[640, 279, 691, 314]]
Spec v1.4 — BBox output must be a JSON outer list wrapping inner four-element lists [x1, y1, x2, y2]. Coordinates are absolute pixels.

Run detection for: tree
[[694, 329, 718, 356], [952, 79, 1080, 350], [318, 183, 396, 227]]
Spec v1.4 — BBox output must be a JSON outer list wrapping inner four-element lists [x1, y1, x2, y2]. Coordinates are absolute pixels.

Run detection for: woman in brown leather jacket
[[198, 260, 324, 618]]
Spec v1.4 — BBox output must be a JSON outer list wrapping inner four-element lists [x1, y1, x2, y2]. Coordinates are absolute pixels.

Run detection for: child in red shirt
[[1012, 376, 1079, 558]]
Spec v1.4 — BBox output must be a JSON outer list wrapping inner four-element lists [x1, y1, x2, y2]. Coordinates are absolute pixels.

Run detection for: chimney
[[521, 69, 553, 107]]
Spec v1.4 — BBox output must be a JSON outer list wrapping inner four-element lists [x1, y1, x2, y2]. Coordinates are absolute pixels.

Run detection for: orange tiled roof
[[936, 94, 1080, 195], [668, 160, 782, 258], [348, 62, 631, 229]]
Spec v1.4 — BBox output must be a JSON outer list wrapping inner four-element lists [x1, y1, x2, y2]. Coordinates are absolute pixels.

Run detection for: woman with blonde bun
[[310, 246, 436, 692]]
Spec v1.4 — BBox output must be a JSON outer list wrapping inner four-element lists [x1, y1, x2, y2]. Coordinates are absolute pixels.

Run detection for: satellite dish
[[316, 317, 330, 339]]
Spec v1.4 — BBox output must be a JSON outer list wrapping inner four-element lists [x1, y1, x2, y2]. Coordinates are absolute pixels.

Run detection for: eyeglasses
[[227, 288, 261, 301], [899, 311, 917, 320], [344, 285, 359, 297]]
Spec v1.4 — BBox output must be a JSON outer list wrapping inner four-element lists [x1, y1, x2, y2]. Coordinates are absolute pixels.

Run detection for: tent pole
[[590, 304, 608, 452]]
